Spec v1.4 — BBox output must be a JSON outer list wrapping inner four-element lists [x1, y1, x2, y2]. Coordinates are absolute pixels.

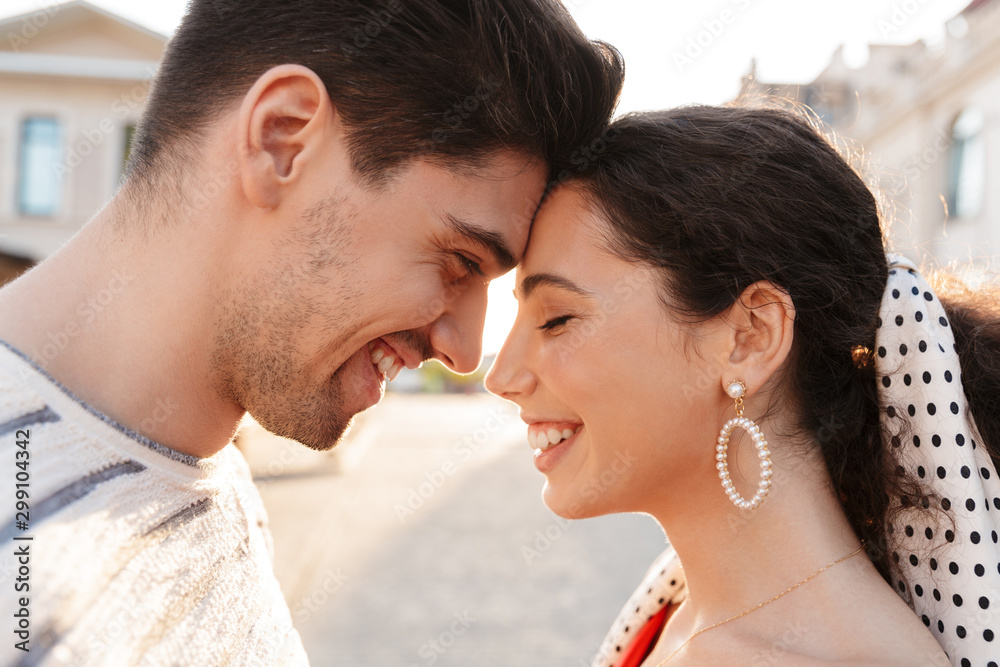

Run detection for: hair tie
[[851, 345, 874, 370]]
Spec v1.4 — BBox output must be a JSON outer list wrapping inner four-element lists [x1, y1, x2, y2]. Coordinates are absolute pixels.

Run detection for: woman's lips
[[532, 425, 583, 474], [526, 421, 583, 451]]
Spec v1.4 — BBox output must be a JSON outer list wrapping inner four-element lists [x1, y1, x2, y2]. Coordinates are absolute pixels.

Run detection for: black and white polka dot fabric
[[878, 254, 1000, 667], [592, 545, 686, 667]]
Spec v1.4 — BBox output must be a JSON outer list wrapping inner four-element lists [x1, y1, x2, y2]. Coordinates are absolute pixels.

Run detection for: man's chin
[[244, 371, 358, 452], [295, 416, 355, 452], [234, 343, 384, 453], [251, 409, 355, 452]]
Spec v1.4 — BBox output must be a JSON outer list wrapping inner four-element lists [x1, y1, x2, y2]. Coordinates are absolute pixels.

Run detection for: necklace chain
[[652, 544, 865, 666]]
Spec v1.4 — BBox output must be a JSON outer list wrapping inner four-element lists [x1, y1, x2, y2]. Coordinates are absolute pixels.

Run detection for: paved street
[[242, 394, 666, 667]]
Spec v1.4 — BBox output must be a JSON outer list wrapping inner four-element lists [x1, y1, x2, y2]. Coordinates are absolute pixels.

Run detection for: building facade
[[2, 1, 996, 276], [741, 0, 999, 269], [0, 0, 165, 282]]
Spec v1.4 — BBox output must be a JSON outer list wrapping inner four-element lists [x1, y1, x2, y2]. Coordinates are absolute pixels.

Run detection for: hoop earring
[[716, 380, 773, 511]]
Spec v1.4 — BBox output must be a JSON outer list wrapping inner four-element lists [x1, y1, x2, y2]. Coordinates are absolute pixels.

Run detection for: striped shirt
[[0, 341, 309, 666]]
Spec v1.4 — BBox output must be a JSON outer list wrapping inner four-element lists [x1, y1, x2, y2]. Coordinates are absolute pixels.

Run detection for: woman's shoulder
[[820, 564, 950, 663], [742, 565, 949, 666], [673, 613, 947, 667], [668, 562, 950, 666], [601, 546, 949, 667]]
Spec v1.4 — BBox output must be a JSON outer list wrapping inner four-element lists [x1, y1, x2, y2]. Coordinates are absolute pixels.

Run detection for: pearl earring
[[716, 380, 773, 511]]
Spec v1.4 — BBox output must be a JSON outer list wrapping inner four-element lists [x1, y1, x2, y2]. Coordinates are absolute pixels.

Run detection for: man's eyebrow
[[519, 273, 593, 300], [444, 214, 516, 272]]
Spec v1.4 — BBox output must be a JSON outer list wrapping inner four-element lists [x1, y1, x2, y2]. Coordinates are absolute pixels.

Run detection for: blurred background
[[0, 0, 996, 664]]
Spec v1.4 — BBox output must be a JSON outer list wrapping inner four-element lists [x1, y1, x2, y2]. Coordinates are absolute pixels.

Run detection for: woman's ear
[[236, 64, 333, 209], [722, 280, 796, 395]]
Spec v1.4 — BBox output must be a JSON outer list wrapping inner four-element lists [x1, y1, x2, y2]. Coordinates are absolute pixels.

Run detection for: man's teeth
[[530, 426, 581, 451], [370, 345, 403, 381]]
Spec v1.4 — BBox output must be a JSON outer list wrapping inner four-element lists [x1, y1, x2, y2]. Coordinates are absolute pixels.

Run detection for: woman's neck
[[650, 438, 865, 633]]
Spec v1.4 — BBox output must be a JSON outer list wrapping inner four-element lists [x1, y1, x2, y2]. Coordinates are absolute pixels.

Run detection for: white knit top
[[0, 341, 309, 666]]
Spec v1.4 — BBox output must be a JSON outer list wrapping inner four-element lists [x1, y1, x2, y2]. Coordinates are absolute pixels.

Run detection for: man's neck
[[0, 198, 244, 458]]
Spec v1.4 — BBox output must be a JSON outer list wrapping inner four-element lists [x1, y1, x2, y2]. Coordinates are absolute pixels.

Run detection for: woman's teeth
[[530, 426, 581, 451], [370, 345, 403, 381]]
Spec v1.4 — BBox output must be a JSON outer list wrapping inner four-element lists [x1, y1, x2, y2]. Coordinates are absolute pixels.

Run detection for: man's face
[[212, 151, 547, 450]]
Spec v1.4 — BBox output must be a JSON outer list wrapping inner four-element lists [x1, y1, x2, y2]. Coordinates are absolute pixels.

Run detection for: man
[[0, 0, 623, 663]]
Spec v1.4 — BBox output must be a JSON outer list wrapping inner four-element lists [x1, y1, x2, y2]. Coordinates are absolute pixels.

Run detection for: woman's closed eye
[[538, 314, 574, 331]]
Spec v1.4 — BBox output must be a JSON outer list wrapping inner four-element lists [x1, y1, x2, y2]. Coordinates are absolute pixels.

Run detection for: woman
[[485, 106, 1000, 666]]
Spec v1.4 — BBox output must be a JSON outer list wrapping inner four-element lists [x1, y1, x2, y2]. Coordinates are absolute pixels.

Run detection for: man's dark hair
[[127, 0, 624, 185]]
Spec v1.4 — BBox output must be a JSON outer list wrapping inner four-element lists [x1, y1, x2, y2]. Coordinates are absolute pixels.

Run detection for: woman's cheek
[[539, 329, 588, 375]]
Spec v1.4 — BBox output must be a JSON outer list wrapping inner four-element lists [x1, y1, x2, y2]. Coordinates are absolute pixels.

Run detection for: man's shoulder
[[0, 343, 307, 664], [0, 441, 302, 664], [0, 342, 53, 430]]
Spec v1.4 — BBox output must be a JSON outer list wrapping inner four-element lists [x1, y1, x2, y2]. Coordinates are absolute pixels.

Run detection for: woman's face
[[485, 186, 728, 519]]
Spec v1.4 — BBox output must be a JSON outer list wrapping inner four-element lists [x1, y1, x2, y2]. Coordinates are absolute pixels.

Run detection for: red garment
[[614, 603, 671, 667]]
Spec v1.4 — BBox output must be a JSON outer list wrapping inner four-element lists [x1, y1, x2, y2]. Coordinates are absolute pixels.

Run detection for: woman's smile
[[527, 423, 585, 473]]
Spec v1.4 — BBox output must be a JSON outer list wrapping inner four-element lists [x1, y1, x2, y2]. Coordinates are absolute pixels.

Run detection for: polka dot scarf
[[878, 254, 1000, 666], [591, 546, 685, 667], [593, 254, 1000, 667]]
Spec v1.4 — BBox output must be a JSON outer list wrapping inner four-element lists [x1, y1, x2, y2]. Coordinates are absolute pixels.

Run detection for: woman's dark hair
[[127, 0, 624, 186], [572, 105, 1000, 589]]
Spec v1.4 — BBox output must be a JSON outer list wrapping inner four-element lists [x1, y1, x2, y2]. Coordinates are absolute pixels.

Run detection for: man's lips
[[347, 344, 384, 413], [341, 337, 425, 414], [367, 337, 421, 381]]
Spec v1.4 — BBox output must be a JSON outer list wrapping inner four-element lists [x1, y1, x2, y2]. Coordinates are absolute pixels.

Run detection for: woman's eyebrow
[[518, 273, 593, 299]]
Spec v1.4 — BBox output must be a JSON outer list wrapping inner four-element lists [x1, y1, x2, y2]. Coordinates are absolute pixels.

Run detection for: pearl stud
[[726, 380, 746, 399]]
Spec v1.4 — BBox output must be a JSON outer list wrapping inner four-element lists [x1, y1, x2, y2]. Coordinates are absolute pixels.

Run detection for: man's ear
[[237, 64, 332, 209], [721, 281, 796, 396]]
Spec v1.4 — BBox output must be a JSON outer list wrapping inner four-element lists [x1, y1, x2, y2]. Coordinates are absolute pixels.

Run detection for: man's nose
[[427, 282, 489, 374]]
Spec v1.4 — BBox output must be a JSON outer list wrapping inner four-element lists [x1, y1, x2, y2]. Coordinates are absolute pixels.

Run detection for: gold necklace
[[652, 544, 865, 666]]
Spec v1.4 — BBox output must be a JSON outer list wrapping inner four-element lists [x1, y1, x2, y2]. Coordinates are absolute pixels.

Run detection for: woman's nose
[[484, 329, 536, 399]]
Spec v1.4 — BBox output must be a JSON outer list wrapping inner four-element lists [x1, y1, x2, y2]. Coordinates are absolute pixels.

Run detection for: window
[[947, 108, 986, 220], [18, 117, 63, 217]]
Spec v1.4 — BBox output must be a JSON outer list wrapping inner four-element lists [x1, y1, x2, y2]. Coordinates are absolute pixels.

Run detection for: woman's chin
[[542, 482, 613, 520]]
